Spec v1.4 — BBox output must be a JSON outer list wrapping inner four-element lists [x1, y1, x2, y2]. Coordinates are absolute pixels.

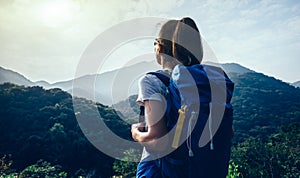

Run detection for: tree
[[0, 154, 13, 176], [231, 123, 300, 177], [113, 149, 140, 178], [19, 160, 67, 178]]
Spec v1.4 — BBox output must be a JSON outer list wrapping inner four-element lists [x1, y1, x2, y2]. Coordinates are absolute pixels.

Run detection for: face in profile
[[154, 38, 162, 65]]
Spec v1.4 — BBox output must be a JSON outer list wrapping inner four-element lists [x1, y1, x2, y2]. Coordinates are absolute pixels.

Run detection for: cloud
[[186, 0, 300, 82], [0, 0, 188, 82], [0, 0, 299, 82]]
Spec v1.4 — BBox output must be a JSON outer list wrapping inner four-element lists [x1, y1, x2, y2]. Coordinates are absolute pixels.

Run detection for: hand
[[131, 123, 142, 142]]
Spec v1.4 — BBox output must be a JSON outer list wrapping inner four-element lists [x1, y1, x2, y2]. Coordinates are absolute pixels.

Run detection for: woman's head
[[172, 17, 203, 66], [155, 17, 203, 67]]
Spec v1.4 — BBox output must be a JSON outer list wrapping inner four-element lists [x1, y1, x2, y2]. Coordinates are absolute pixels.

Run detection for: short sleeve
[[136, 74, 167, 105]]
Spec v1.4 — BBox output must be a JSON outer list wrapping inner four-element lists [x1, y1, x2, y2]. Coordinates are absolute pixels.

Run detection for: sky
[[0, 0, 299, 83]]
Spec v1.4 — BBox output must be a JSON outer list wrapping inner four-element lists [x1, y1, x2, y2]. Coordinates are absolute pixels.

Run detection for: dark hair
[[172, 17, 203, 66], [157, 20, 178, 57]]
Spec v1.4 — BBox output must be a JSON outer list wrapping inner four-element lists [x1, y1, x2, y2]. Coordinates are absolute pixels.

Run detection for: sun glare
[[39, 0, 79, 27]]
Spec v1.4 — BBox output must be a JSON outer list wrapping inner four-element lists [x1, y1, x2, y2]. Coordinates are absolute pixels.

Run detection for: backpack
[[145, 64, 234, 178]]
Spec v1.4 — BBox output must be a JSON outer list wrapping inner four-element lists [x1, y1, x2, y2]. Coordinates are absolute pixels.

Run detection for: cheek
[[155, 53, 161, 65], [154, 44, 162, 65]]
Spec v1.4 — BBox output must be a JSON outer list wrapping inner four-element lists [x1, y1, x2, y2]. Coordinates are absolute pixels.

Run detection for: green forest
[[1, 71, 300, 177]]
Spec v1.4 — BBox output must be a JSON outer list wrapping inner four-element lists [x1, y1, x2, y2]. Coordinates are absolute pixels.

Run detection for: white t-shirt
[[136, 69, 171, 161]]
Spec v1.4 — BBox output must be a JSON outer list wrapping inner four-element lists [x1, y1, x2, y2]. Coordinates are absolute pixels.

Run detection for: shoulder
[[139, 73, 158, 83], [136, 72, 168, 104], [138, 73, 165, 88]]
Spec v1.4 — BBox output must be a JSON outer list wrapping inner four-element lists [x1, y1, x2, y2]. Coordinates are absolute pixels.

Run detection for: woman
[[132, 17, 233, 177], [131, 17, 204, 177]]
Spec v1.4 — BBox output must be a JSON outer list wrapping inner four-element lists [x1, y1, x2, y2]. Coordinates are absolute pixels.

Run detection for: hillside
[[228, 72, 300, 142], [0, 83, 131, 177], [1, 70, 300, 177]]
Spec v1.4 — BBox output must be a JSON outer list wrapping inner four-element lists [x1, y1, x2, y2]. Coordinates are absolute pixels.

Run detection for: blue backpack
[[137, 64, 234, 178]]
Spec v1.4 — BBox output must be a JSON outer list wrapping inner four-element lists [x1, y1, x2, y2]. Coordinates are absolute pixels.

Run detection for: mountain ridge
[[0, 66, 34, 86], [292, 81, 300, 88], [1, 62, 295, 105]]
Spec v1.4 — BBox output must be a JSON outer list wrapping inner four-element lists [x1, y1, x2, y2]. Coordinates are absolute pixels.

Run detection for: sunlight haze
[[0, 0, 299, 83]]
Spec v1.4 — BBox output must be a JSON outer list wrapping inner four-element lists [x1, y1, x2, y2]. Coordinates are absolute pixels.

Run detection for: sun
[[38, 0, 79, 27]]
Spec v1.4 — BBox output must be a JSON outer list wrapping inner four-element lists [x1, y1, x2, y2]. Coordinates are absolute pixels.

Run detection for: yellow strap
[[172, 105, 187, 148]]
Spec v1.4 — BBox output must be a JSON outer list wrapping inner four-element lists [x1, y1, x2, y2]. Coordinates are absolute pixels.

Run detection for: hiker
[[131, 17, 234, 178]]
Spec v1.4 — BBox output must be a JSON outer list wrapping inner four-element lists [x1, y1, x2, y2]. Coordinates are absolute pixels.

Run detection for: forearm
[[133, 130, 155, 142], [132, 121, 166, 142], [132, 124, 169, 151]]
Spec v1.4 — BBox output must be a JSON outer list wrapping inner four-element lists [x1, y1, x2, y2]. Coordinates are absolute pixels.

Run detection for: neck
[[161, 57, 179, 70]]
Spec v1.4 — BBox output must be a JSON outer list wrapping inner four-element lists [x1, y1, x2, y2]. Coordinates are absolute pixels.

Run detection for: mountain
[[292, 81, 300, 88], [53, 61, 161, 105], [0, 61, 161, 105], [203, 62, 254, 74], [46, 61, 257, 105], [228, 72, 300, 142], [0, 62, 270, 105], [220, 63, 254, 74], [0, 66, 34, 86], [34, 80, 51, 88]]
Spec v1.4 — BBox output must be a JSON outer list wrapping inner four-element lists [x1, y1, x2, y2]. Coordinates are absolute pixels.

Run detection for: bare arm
[[131, 100, 168, 146]]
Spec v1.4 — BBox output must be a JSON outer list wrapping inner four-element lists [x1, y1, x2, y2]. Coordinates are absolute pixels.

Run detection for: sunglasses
[[154, 38, 160, 46]]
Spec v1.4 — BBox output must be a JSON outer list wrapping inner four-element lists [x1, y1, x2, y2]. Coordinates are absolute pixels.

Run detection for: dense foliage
[[1, 70, 300, 177], [0, 83, 130, 177], [231, 123, 300, 177], [229, 72, 300, 143]]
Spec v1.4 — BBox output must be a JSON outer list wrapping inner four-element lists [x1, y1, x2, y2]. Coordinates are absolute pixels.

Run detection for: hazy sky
[[0, 0, 299, 83]]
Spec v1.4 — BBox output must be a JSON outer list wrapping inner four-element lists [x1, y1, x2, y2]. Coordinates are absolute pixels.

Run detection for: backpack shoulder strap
[[147, 72, 170, 86]]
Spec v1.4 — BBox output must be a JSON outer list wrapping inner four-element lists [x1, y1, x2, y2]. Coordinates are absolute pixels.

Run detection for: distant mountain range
[[0, 62, 296, 105], [2, 61, 300, 147], [0, 62, 160, 105], [0, 67, 34, 86], [292, 81, 300, 88]]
